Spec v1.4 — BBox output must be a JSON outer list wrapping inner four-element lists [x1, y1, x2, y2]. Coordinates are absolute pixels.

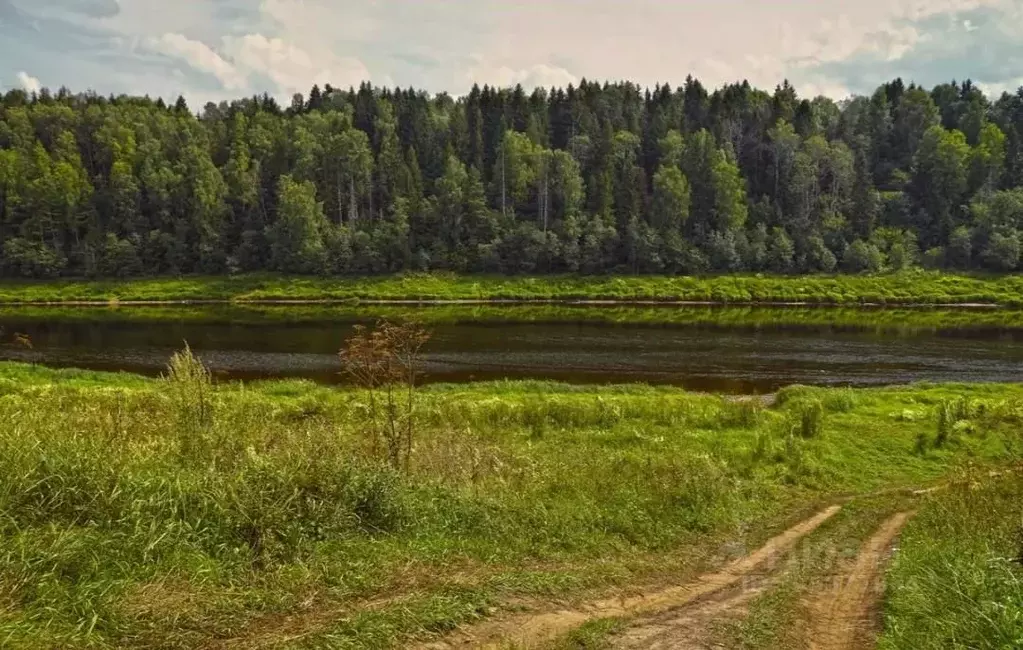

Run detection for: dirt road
[[418, 506, 842, 649], [807, 512, 912, 650]]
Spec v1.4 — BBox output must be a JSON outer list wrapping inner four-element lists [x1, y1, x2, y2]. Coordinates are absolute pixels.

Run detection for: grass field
[[3, 270, 1023, 306], [0, 358, 1021, 648]]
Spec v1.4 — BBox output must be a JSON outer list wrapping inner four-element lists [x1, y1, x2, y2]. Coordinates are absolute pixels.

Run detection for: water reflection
[[1, 305, 1022, 394]]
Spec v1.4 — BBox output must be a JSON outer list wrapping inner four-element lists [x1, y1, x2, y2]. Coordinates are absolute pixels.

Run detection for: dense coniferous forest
[[1, 77, 1022, 278]]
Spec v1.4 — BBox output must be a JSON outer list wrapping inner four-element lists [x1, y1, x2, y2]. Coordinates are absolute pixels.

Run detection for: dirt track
[[418, 506, 841, 649], [610, 511, 913, 650], [808, 512, 912, 650]]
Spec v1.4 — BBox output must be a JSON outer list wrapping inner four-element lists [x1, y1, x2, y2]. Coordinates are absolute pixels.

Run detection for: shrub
[[339, 321, 431, 471], [947, 226, 973, 269], [921, 246, 946, 270], [842, 239, 884, 273], [1, 238, 67, 278], [982, 232, 1020, 272], [228, 458, 407, 562], [97, 234, 143, 277]]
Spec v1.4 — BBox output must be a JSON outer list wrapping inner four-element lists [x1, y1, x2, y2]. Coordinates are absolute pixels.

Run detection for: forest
[[1, 76, 1022, 279]]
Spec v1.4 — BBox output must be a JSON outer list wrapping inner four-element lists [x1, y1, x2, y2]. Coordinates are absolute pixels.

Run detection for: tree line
[[2, 76, 1023, 279]]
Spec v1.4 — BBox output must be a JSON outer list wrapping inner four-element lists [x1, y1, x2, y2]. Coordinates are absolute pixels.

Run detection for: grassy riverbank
[[3, 271, 1023, 306], [0, 361, 1021, 648]]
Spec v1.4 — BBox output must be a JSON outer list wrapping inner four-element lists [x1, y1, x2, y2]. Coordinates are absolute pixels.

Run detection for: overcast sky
[[2, 0, 1021, 106]]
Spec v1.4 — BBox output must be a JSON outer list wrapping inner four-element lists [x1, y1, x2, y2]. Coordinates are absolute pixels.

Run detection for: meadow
[[0, 354, 1021, 648], [4, 270, 1023, 306]]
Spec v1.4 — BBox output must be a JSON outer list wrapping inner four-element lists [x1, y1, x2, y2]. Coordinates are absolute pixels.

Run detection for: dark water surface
[[1, 305, 1022, 393]]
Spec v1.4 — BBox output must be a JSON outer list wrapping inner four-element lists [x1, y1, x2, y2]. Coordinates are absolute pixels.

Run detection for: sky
[[1, 0, 1022, 106]]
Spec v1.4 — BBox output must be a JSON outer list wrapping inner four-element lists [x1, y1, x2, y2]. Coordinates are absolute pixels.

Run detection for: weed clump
[[165, 343, 217, 463], [228, 458, 407, 563], [797, 400, 825, 439], [166, 343, 213, 429], [773, 385, 812, 408], [935, 396, 974, 448], [719, 399, 765, 429], [822, 389, 858, 413]]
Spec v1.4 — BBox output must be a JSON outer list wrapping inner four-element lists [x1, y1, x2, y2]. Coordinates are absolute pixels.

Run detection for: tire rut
[[808, 512, 912, 650], [610, 577, 773, 649]]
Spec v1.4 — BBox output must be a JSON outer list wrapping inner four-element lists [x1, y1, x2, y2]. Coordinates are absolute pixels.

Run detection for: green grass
[[877, 472, 1023, 649], [0, 362, 1021, 648], [4, 270, 1023, 306], [547, 617, 627, 649]]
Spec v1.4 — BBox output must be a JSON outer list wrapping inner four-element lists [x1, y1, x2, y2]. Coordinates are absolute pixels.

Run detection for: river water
[[1, 305, 1022, 393]]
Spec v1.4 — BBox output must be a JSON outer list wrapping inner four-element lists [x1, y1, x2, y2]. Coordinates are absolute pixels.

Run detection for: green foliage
[[266, 175, 328, 274], [842, 239, 884, 273], [912, 126, 971, 247], [97, 234, 143, 277], [801, 235, 837, 273], [766, 227, 795, 273], [165, 343, 215, 446], [947, 226, 973, 269], [651, 164, 690, 231], [2, 237, 66, 278], [1, 78, 1021, 279], [982, 231, 1020, 271]]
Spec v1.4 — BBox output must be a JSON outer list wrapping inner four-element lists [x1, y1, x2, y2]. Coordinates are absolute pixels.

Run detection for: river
[[1, 305, 1022, 393]]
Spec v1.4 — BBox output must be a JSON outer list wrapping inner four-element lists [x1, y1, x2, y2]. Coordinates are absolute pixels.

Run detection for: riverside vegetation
[[0, 326, 1021, 648], [4, 271, 1023, 306]]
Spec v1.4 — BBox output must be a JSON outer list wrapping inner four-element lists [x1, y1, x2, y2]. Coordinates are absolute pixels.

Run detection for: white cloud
[[975, 78, 1023, 97], [895, 0, 1001, 21], [3, 0, 1023, 104], [222, 33, 370, 95], [149, 28, 372, 99], [17, 71, 41, 93], [467, 56, 577, 90], [151, 34, 246, 90]]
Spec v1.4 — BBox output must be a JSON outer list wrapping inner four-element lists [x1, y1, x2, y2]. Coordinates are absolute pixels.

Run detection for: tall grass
[[0, 363, 1020, 647], [878, 472, 1023, 649], [165, 343, 215, 459]]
